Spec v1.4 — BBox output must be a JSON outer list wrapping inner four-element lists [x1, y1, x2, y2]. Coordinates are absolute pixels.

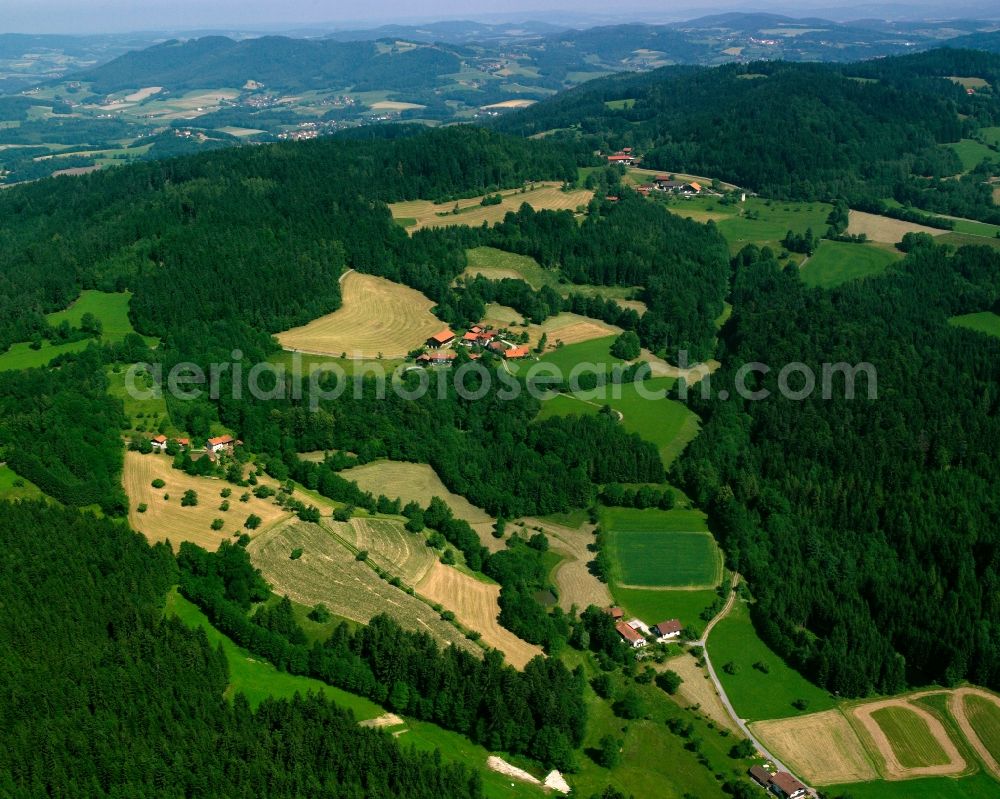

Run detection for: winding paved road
[[695, 573, 816, 796]]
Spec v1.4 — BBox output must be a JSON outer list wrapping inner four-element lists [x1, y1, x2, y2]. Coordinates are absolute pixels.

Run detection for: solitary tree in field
[[181, 489, 198, 507]]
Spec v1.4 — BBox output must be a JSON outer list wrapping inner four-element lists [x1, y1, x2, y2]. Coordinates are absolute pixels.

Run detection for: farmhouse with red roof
[[426, 329, 456, 348], [615, 621, 647, 648]]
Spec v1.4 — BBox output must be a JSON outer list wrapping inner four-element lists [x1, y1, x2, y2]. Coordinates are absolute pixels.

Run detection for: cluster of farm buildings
[[636, 174, 704, 196], [149, 434, 240, 456], [605, 606, 682, 647], [417, 326, 531, 366]]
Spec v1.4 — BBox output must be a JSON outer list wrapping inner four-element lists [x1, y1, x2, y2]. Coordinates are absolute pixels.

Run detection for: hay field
[[248, 520, 478, 654], [342, 460, 500, 550], [370, 100, 425, 111], [340, 517, 436, 585], [416, 562, 543, 668], [524, 313, 620, 349], [662, 654, 737, 732], [851, 698, 966, 779], [481, 99, 536, 109], [846, 210, 949, 243], [390, 183, 593, 232], [124, 452, 291, 549], [516, 517, 612, 611], [751, 710, 877, 785], [276, 272, 443, 358]]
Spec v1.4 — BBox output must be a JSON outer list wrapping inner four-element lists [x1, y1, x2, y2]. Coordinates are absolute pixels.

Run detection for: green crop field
[[708, 599, 836, 721], [827, 772, 1000, 799], [947, 139, 997, 172], [800, 241, 900, 288], [602, 506, 721, 588], [949, 217, 1000, 238], [964, 695, 1000, 763], [166, 587, 382, 715], [870, 705, 950, 768], [950, 312, 1000, 339]]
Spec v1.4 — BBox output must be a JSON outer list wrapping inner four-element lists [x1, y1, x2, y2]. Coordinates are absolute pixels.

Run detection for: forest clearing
[[845, 210, 949, 243], [390, 183, 593, 231]]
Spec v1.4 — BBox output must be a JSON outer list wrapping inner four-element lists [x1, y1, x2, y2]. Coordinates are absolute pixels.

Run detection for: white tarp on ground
[[543, 770, 570, 793]]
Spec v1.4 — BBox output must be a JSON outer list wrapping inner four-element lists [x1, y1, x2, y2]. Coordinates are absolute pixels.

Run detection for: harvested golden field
[[662, 654, 736, 732], [390, 183, 593, 232], [416, 561, 543, 668], [124, 451, 291, 549], [851, 697, 967, 779], [339, 517, 436, 585], [527, 313, 619, 347], [482, 303, 526, 329], [342, 460, 500, 551], [515, 517, 611, 611], [276, 272, 443, 358], [751, 710, 878, 785], [846, 210, 949, 244], [248, 520, 479, 654]]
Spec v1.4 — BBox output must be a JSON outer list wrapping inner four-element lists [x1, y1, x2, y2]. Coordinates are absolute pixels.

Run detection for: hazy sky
[[2, 0, 994, 33], [2, 0, 761, 34]]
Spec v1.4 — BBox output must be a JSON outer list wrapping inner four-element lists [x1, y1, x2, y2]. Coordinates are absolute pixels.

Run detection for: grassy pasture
[[0, 290, 155, 372], [613, 586, 719, 629], [825, 773, 1000, 799], [166, 587, 381, 715], [539, 335, 621, 373], [604, 98, 636, 110], [389, 183, 593, 232], [949, 312, 1000, 339], [463, 245, 559, 289], [947, 139, 997, 172], [0, 464, 46, 502], [939, 233, 1000, 252], [707, 599, 836, 721], [715, 197, 832, 251], [276, 272, 443, 359], [800, 240, 900, 288], [106, 364, 174, 436], [869, 705, 952, 768]]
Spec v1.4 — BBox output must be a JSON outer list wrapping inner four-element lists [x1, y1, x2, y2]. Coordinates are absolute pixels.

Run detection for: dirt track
[[949, 687, 1000, 780]]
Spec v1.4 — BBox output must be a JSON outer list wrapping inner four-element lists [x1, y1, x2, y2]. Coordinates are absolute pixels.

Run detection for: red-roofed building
[[605, 606, 624, 620], [654, 619, 682, 641], [176, 437, 190, 448], [151, 434, 168, 452], [503, 346, 531, 360], [427, 329, 456, 348], [207, 435, 236, 454], [607, 153, 635, 165], [615, 621, 647, 648], [768, 772, 807, 799]]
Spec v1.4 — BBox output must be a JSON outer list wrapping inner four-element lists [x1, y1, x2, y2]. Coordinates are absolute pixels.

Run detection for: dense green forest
[[674, 239, 1000, 695], [0, 501, 486, 798], [496, 49, 1000, 221]]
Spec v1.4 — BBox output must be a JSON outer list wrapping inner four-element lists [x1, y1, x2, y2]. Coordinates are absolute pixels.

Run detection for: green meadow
[[707, 599, 836, 721], [800, 240, 900, 288], [539, 335, 622, 373], [949, 312, 1000, 339], [0, 464, 47, 502], [612, 586, 720, 631], [166, 587, 381, 715], [826, 774, 1000, 799], [947, 139, 997, 172], [714, 197, 832, 253], [0, 290, 156, 372]]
